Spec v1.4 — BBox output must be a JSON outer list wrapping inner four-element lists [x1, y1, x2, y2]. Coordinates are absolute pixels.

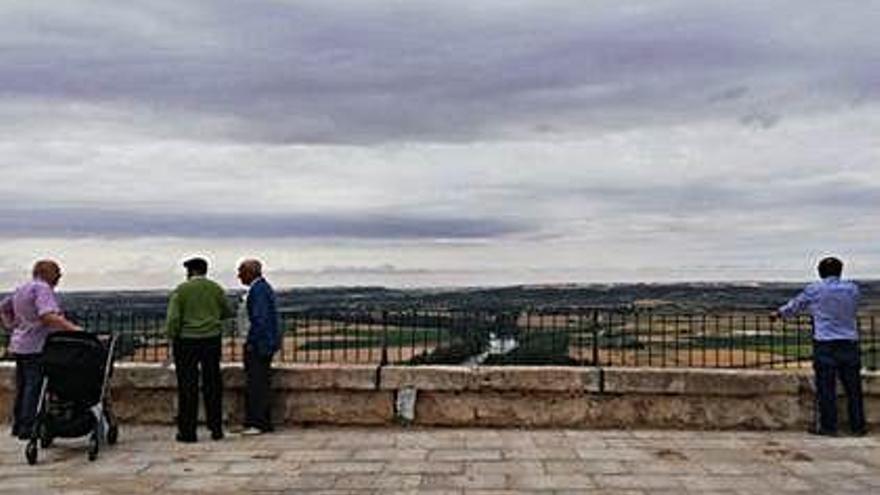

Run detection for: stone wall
[[1, 363, 877, 430]]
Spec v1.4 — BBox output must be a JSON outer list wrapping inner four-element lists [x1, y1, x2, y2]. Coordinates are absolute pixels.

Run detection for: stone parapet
[[379, 365, 600, 392], [0, 362, 877, 430], [601, 367, 812, 396], [271, 364, 378, 390]]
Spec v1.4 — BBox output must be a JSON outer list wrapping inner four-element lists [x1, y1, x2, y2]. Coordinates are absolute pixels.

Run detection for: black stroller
[[25, 331, 119, 464]]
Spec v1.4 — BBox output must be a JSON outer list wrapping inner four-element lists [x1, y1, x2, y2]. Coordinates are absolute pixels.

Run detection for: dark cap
[[183, 257, 208, 274]]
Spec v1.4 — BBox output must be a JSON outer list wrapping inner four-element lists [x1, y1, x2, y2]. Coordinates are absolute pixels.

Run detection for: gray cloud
[[0, 208, 529, 240], [1, 1, 877, 144], [0, 2, 878, 287], [476, 175, 880, 218]]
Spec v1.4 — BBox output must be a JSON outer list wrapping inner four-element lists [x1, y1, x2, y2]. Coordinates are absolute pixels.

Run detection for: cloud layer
[[0, 1, 878, 288], [2, 1, 877, 143]]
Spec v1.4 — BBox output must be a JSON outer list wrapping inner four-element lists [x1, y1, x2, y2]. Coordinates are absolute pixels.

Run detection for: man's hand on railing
[[769, 310, 781, 323]]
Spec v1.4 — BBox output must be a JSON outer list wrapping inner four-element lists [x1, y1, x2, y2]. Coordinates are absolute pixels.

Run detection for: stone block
[[413, 390, 813, 430], [380, 366, 471, 391], [602, 367, 688, 394], [111, 388, 177, 424], [282, 391, 393, 425], [0, 388, 11, 423], [0, 363, 14, 392], [272, 364, 378, 390], [863, 371, 880, 395], [602, 367, 807, 396], [414, 392, 477, 425], [380, 365, 600, 393], [112, 363, 178, 389], [583, 394, 809, 429], [221, 363, 246, 388], [415, 391, 593, 427], [681, 368, 807, 396], [472, 366, 599, 392]]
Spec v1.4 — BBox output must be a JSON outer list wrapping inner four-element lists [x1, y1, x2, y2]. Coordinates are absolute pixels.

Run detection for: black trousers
[[244, 346, 273, 431], [813, 340, 866, 433], [173, 337, 223, 437], [12, 354, 43, 439]]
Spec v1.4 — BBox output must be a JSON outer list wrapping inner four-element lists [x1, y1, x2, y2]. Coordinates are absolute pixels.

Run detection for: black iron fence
[[1, 308, 878, 370]]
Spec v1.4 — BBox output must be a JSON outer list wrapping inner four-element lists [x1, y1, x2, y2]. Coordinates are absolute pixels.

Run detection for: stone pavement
[[0, 426, 877, 494]]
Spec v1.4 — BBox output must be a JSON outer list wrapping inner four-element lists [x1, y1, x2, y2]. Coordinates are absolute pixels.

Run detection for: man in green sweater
[[166, 257, 233, 443]]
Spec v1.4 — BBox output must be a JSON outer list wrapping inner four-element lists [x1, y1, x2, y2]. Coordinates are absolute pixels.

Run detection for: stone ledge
[[104, 363, 380, 390], [380, 366, 600, 392], [601, 367, 814, 396], [864, 371, 880, 395], [271, 364, 378, 390], [473, 366, 601, 392], [112, 363, 179, 389], [2, 362, 878, 396], [380, 365, 471, 391]]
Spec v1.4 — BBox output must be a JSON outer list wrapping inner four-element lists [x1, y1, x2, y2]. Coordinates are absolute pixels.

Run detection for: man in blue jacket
[[772, 257, 866, 436], [237, 259, 280, 435]]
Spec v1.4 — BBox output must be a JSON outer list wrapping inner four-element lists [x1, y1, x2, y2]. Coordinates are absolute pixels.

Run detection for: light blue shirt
[[778, 277, 860, 341]]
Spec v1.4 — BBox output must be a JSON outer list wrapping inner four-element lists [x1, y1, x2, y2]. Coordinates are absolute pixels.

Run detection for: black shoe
[[175, 433, 197, 443], [210, 430, 224, 441], [807, 427, 838, 437], [851, 429, 868, 437]]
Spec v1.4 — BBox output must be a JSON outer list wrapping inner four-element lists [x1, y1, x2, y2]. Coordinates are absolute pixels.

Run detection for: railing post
[[380, 310, 389, 366], [592, 309, 599, 367]]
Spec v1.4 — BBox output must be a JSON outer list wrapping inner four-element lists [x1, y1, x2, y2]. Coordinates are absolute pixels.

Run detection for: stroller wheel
[[25, 440, 38, 465], [87, 435, 99, 462], [107, 424, 118, 445]]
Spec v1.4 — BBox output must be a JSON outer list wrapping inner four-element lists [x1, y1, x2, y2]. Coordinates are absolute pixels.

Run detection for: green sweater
[[165, 277, 233, 339]]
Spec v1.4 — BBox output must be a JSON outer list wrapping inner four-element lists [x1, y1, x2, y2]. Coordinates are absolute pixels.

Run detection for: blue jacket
[[246, 278, 280, 356]]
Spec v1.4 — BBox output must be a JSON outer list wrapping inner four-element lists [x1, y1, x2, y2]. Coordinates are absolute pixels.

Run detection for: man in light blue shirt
[[773, 257, 866, 436]]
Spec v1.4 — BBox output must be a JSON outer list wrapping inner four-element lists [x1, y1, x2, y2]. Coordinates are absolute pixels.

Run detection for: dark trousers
[[12, 354, 43, 439], [244, 346, 273, 431], [813, 340, 866, 433], [173, 337, 223, 438]]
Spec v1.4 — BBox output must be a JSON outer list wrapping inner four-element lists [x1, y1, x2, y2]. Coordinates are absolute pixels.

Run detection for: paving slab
[[0, 426, 876, 494]]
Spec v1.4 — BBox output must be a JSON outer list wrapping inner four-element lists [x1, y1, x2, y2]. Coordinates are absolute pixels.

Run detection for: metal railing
[[1, 308, 877, 370]]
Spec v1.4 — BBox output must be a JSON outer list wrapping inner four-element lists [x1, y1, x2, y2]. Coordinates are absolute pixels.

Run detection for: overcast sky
[[1, 1, 878, 290]]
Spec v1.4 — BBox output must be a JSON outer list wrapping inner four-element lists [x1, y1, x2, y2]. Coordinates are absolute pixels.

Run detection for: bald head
[[32, 259, 62, 287], [237, 259, 263, 286]]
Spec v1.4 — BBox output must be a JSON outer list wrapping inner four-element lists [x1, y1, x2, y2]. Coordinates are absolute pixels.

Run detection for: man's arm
[[772, 286, 814, 320], [39, 312, 82, 332], [0, 296, 14, 329], [165, 290, 182, 339]]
